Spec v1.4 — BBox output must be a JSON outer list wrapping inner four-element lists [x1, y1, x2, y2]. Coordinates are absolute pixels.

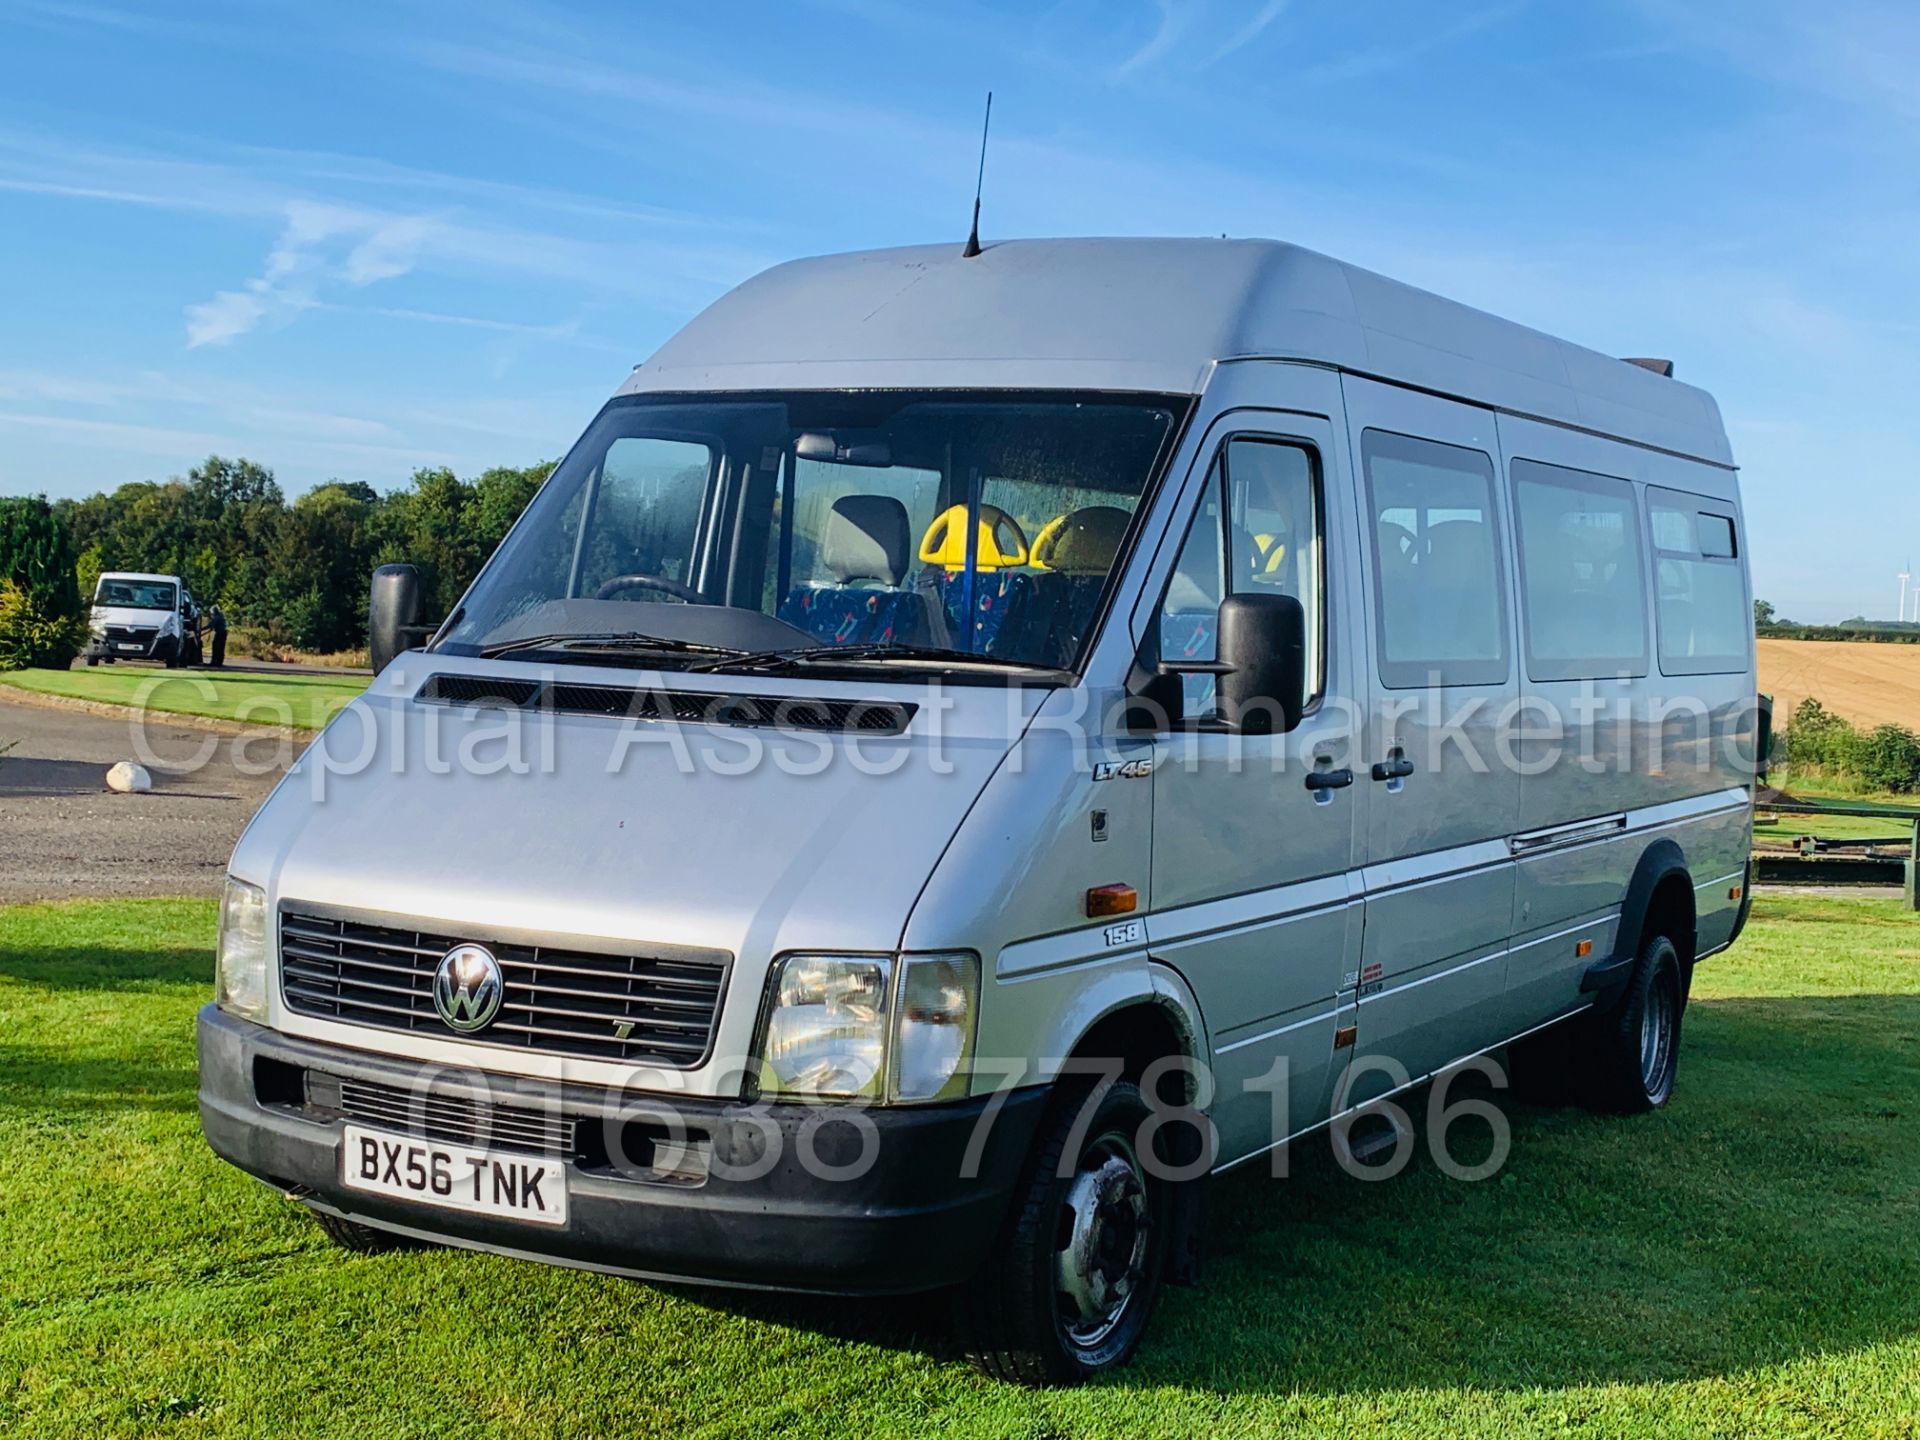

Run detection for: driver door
[[1146, 400, 1367, 1168]]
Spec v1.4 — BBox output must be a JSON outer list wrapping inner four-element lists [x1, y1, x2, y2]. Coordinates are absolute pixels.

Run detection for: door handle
[[1304, 766, 1355, 793], [1371, 757, 1415, 782]]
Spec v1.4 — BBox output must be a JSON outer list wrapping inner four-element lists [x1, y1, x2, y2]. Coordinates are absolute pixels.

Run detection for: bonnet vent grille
[[418, 674, 914, 735]]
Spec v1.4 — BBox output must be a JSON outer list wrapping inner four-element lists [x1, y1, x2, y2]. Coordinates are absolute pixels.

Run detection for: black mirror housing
[[369, 563, 424, 675], [1216, 593, 1307, 735]]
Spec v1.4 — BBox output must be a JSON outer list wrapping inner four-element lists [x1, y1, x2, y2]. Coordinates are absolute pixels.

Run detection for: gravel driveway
[[0, 694, 304, 902]]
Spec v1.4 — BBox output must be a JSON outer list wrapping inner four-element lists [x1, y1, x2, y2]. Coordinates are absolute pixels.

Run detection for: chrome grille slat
[[494, 957, 721, 989], [278, 908, 726, 1066]]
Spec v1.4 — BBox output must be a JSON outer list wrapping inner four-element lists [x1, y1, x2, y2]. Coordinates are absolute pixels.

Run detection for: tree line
[[0, 455, 555, 666]]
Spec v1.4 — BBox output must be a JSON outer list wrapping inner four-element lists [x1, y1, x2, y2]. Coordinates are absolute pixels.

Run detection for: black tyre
[[955, 1078, 1173, 1385], [307, 1207, 417, 1255], [85, 655, 98, 667], [1584, 932, 1684, 1113]]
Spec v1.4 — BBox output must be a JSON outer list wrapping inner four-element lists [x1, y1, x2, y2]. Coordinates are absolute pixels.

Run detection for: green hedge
[[1781, 698, 1920, 794]]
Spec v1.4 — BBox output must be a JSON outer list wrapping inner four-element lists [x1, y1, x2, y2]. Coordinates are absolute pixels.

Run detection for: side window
[[577, 437, 714, 598], [1511, 460, 1649, 681], [1361, 429, 1508, 689], [1156, 438, 1325, 720], [1648, 489, 1748, 674]]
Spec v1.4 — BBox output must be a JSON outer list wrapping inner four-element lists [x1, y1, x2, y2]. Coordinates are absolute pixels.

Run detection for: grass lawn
[[3, 894, 1918, 1437], [0, 666, 366, 731]]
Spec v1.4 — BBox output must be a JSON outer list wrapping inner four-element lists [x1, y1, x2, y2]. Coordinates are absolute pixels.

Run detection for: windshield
[[440, 391, 1186, 673], [94, 579, 177, 612]]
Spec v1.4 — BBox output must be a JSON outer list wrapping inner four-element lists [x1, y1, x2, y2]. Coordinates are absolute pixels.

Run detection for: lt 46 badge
[[1092, 758, 1153, 782]]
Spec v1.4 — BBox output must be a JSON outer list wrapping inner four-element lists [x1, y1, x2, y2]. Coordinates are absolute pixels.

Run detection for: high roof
[[621, 238, 1732, 467]]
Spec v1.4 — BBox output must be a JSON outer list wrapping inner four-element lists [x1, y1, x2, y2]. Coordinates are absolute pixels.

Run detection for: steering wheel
[[593, 573, 708, 604]]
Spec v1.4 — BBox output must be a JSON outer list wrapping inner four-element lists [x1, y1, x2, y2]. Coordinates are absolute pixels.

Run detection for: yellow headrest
[[1032, 506, 1130, 576], [918, 504, 1029, 571], [1253, 533, 1289, 575]]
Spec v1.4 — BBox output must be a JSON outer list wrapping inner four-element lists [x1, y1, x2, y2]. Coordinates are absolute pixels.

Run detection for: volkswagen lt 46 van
[[200, 238, 1758, 1383]]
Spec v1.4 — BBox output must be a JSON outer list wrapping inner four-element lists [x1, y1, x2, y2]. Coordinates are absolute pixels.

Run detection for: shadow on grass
[[673, 992, 1920, 1395], [0, 1043, 198, 1114], [0, 940, 211, 991]]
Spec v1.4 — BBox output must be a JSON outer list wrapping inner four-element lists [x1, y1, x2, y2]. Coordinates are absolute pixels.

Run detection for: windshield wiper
[[687, 642, 1059, 676], [477, 632, 748, 662]]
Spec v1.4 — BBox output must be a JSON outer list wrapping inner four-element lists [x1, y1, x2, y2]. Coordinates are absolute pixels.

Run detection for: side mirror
[[1216, 593, 1307, 735], [369, 563, 425, 675], [1140, 592, 1307, 735]]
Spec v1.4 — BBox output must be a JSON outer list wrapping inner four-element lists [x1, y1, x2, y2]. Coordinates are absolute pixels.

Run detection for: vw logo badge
[[432, 943, 504, 1033]]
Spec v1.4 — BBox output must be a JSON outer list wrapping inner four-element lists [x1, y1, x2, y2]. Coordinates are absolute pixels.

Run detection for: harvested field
[[1758, 638, 1920, 730]]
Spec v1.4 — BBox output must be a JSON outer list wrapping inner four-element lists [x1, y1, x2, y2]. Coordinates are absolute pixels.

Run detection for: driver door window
[[1157, 438, 1325, 720], [576, 437, 714, 600]]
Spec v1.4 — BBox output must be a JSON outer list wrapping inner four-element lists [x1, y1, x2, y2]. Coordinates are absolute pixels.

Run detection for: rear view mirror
[[795, 431, 893, 468], [369, 563, 425, 675], [1216, 593, 1307, 735]]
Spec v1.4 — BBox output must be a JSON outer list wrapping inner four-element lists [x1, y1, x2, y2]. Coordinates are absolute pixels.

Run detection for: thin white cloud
[[1111, 0, 1195, 81], [1208, 0, 1290, 64], [184, 289, 274, 348], [1302, 1, 1528, 85]]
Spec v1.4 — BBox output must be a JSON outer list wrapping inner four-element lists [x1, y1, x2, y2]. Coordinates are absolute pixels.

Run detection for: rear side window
[[1511, 460, 1649, 681], [1648, 489, 1748, 675], [1362, 430, 1509, 689]]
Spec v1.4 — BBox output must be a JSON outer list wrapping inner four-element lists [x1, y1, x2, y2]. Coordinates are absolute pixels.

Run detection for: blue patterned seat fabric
[[937, 571, 1032, 649], [777, 493, 930, 646]]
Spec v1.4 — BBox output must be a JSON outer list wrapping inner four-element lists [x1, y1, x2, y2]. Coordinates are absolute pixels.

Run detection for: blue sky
[[1, 0, 1914, 622]]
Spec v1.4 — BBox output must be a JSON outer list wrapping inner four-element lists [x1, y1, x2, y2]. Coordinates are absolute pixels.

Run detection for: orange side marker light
[[1086, 883, 1138, 918], [1575, 939, 1594, 958]]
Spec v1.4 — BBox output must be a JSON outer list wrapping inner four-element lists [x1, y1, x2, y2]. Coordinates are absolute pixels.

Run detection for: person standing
[[207, 602, 228, 669]]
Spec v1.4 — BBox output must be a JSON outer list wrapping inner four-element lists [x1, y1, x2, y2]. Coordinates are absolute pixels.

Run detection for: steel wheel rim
[[1054, 1128, 1151, 1350], [1640, 962, 1677, 1099]]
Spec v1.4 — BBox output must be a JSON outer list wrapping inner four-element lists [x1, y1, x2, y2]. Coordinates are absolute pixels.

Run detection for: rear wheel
[[307, 1207, 418, 1255], [1587, 933, 1684, 1113], [955, 1078, 1172, 1385], [1510, 932, 1684, 1113]]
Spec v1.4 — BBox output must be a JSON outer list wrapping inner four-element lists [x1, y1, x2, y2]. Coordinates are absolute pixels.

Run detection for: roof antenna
[[962, 91, 992, 258]]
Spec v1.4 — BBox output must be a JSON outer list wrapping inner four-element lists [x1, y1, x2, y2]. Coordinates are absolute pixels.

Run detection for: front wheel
[[954, 1078, 1172, 1385]]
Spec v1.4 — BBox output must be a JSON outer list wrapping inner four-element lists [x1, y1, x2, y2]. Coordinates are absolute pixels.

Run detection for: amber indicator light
[[1085, 883, 1138, 917]]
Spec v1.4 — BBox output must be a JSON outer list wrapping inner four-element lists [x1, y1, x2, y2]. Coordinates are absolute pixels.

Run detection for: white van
[[86, 571, 203, 667], [200, 239, 1758, 1384]]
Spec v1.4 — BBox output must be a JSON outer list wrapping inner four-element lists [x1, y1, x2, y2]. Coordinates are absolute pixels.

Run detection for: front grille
[[103, 625, 157, 645], [304, 1069, 577, 1155], [418, 672, 914, 735], [278, 909, 728, 1067]]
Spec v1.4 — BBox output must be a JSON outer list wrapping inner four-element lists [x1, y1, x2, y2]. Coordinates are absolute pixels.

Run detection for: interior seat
[[992, 506, 1131, 665], [918, 503, 1031, 648], [777, 494, 929, 646]]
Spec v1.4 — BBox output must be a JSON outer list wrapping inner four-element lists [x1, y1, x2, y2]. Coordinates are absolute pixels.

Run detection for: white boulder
[[105, 761, 153, 794]]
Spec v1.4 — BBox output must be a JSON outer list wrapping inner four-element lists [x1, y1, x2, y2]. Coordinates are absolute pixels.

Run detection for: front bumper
[[197, 1005, 1047, 1295], [87, 629, 171, 661]]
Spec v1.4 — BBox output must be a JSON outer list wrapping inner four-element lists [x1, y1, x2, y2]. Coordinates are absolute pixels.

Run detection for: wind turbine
[[1903, 567, 1914, 625]]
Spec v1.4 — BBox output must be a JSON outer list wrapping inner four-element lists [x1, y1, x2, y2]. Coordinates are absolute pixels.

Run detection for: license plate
[[117, 643, 143, 651], [340, 1124, 568, 1226]]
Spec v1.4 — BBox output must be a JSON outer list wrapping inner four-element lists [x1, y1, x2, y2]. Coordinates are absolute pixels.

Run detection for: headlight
[[891, 952, 980, 1104], [215, 876, 270, 1023], [756, 955, 890, 1100], [752, 951, 981, 1104]]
